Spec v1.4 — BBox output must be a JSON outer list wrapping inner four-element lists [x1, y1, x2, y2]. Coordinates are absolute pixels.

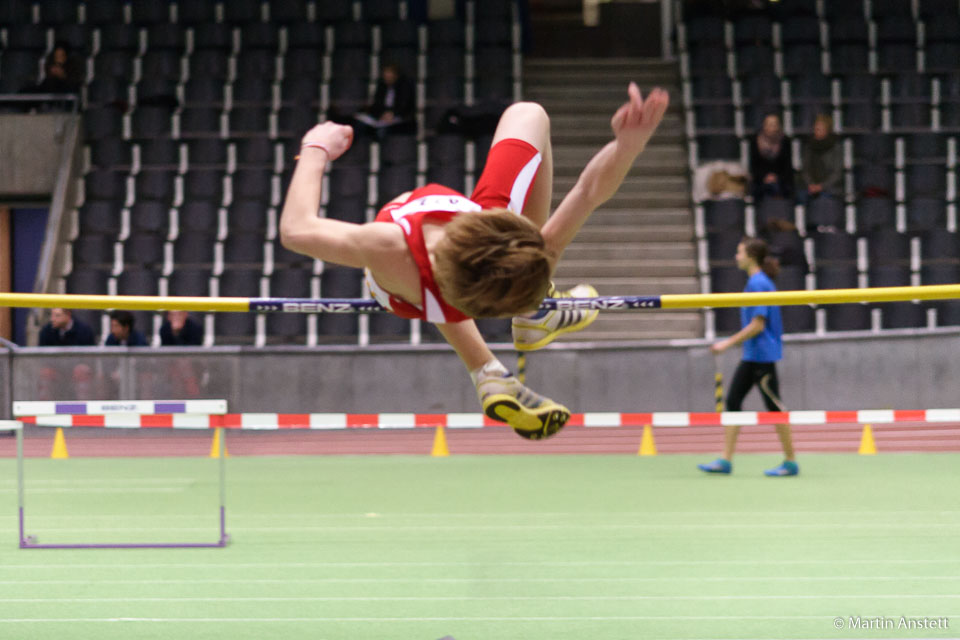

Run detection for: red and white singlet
[[365, 138, 542, 324]]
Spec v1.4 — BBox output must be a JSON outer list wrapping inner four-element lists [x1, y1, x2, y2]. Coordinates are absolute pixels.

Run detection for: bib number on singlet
[[391, 195, 482, 221]]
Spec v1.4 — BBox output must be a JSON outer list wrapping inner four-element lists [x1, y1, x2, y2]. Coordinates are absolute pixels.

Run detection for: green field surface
[[0, 454, 958, 640]]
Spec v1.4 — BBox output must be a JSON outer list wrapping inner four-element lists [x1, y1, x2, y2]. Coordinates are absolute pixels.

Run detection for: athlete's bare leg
[[490, 102, 553, 229], [774, 423, 796, 461], [492, 105, 592, 342], [723, 424, 741, 461]]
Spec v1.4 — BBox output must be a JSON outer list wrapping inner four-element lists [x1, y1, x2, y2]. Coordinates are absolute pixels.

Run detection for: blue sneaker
[[764, 460, 799, 477], [697, 458, 732, 474]]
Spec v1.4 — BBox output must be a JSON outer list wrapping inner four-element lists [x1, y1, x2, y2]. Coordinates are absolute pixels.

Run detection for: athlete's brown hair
[[433, 209, 555, 318]]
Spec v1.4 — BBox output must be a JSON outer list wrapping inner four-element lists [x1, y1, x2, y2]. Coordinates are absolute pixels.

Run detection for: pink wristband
[[299, 142, 331, 159]]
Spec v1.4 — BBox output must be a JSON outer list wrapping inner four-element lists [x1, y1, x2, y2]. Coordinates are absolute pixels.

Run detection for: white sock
[[469, 358, 510, 386]]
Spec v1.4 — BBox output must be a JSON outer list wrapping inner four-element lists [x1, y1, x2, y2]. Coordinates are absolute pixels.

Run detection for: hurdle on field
[[12, 399, 229, 550]]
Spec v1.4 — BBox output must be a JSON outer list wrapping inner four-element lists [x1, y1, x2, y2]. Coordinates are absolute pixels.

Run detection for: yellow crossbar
[[0, 293, 250, 312], [659, 284, 960, 309], [0, 284, 957, 313]]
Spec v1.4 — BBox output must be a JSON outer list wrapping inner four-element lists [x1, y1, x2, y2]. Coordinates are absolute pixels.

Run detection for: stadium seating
[[42, 1, 516, 344], [24, 1, 956, 343], [680, 2, 959, 335]]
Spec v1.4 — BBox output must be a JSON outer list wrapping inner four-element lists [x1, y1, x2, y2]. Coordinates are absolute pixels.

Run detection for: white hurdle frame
[[11, 400, 229, 550]]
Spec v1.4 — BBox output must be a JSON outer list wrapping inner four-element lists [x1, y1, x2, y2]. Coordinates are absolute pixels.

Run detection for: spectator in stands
[[105, 311, 149, 346], [761, 218, 809, 273], [38, 308, 96, 346], [438, 102, 509, 138], [800, 113, 842, 203], [19, 41, 83, 112], [683, 0, 766, 18], [37, 42, 83, 94], [160, 311, 204, 346], [158, 310, 204, 398], [36, 308, 100, 401], [749, 113, 794, 203], [352, 63, 415, 137]]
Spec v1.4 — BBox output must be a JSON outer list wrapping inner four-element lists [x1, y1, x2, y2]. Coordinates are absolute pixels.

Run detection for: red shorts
[[470, 138, 542, 214]]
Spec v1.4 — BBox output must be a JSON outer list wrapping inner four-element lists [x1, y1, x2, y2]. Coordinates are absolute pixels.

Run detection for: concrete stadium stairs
[[523, 58, 702, 341]]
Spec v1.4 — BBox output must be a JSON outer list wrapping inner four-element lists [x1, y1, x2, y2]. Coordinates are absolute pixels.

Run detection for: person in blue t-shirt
[[698, 237, 798, 477]]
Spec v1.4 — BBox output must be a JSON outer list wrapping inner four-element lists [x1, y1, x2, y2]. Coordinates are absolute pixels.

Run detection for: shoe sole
[[483, 394, 570, 440], [698, 467, 731, 474], [513, 309, 600, 352]]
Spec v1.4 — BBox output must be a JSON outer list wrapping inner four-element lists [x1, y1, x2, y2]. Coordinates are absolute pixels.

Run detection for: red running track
[[0, 422, 958, 457]]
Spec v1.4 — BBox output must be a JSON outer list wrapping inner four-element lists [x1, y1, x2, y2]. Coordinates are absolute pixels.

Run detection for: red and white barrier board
[[15, 409, 960, 430]]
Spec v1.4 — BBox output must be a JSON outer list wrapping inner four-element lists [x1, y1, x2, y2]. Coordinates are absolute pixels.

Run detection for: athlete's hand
[[710, 339, 732, 354], [300, 122, 354, 162], [611, 83, 669, 157]]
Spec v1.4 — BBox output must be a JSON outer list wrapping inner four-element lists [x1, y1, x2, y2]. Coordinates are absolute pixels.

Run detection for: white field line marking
[[1, 577, 959, 585], [3, 560, 959, 570], [0, 477, 199, 484], [0, 488, 185, 494], [6, 523, 959, 533], [0, 631, 930, 640], [13, 522, 960, 537], [4, 514, 960, 523], [2, 510, 958, 517], [1, 615, 958, 623], [2, 595, 959, 603], [4, 527, 223, 533], [0, 516, 215, 522]]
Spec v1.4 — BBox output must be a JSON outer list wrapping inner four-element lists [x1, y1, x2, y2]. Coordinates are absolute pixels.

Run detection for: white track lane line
[[0, 615, 957, 623], [4, 559, 959, 569], [0, 595, 958, 603], [1, 577, 959, 585]]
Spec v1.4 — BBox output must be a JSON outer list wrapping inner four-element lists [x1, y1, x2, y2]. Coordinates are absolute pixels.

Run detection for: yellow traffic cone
[[638, 424, 657, 456], [858, 424, 877, 455], [209, 427, 230, 458], [431, 425, 449, 457], [50, 427, 69, 459]]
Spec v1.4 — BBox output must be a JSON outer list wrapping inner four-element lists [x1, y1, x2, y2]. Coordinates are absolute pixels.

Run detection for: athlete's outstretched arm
[[541, 83, 669, 256], [279, 122, 379, 268]]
